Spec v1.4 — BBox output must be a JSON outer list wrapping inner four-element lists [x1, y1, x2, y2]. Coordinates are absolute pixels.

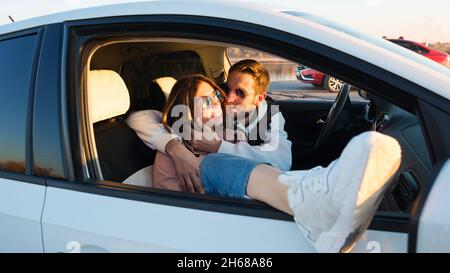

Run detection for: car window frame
[[62, 14, 450, 235], [0, 27, 44, 182]]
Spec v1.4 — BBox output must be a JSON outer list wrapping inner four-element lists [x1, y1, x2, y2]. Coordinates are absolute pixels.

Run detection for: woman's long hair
[[162, 74, 226, 137]]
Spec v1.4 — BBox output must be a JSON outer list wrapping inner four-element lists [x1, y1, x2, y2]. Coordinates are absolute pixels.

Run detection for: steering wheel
[[313, 84, 351, 153]]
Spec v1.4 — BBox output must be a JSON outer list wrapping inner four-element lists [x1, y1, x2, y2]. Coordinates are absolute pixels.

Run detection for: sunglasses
[[223, 84, 255, 100], [197, 89, 224, 109], [234, 88, 251, 99]]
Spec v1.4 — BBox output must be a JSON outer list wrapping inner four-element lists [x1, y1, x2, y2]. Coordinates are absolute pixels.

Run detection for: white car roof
[[1, 0, 449, 100]]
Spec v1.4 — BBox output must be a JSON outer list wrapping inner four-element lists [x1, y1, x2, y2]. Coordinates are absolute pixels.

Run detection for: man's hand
[[188, 138, 222, 153], [165, 139, 204, 193]]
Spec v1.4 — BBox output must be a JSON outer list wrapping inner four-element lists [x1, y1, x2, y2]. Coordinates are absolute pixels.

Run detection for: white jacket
[[126, 103, 292, 171]]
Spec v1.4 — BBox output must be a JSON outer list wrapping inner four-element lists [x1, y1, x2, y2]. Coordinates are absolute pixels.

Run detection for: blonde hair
[[228, 59, 270, 95]]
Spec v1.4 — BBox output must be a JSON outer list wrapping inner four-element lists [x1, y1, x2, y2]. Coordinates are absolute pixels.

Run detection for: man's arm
[[126, 110, 180, 153], [126, 110, 204, 193], [218, 112, 292, 171], [190, 112, 292, 171]]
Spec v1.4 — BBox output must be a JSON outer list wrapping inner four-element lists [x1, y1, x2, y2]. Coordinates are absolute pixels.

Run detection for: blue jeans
[[199, 153, 265, 199]]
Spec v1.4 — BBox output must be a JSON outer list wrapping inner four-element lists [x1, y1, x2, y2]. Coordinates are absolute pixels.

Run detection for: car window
[[415, 45, 430, 55], [392, 41, 429, 54], [395, 41, 419, 52], [0, 34, 37, 174], [227, 47, 366, 102]]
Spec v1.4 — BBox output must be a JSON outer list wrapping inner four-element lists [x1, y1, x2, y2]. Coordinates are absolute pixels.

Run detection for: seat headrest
[[154, 76, 177, 100], [88, 70, 130, 123]]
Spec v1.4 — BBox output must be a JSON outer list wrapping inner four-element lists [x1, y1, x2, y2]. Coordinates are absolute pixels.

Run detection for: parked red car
[[295, 65, 344, 92], [388, 38, 450, 67], [296, 38, 450, 92]]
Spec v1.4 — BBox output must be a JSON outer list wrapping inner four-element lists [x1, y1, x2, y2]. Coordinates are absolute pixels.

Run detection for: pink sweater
[[152, 151, 205, 192]]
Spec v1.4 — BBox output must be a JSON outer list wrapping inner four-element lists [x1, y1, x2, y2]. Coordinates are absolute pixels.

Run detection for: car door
[[42, 179, 410, 253], [0, 176, 46, 252], [42, 181, 317, 253], [38, 15, 411, 253], [414, 159, 450, 252], [0, 30, 46, 252]]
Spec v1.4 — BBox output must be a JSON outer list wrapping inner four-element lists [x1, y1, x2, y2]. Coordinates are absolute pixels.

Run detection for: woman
[[152, 74, 227, 192], [153, 74, 402, 252]]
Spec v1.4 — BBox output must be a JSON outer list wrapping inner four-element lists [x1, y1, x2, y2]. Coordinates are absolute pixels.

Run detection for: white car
[[0, 1, 449, 253]]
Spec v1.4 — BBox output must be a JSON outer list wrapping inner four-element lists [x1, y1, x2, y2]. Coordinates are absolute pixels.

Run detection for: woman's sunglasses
[[197, 89, 224, 109]]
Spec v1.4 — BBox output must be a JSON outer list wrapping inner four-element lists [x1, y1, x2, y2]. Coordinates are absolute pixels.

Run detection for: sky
[[1, 0, 449, 43]]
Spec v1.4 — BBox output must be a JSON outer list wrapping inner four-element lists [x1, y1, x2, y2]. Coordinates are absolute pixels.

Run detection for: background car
[[388, 38, 450, 68], [295, 65, 344, 93], [297, 37, 450, 93]]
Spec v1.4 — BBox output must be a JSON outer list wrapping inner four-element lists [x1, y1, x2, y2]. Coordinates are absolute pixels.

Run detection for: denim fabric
[[200, 153, 264, 199]]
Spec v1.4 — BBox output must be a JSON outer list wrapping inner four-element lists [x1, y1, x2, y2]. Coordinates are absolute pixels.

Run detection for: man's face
[[226, 72, 262, 113]]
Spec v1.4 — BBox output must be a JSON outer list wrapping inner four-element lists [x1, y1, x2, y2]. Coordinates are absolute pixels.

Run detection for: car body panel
[[417, 159, 450, 253], [0, 178, 46, 252], [42, 186, 407, 253], [42, 186, 315, 253]]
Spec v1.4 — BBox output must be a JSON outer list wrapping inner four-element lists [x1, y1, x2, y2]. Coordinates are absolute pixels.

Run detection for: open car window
[[84, 36, 430, 217]]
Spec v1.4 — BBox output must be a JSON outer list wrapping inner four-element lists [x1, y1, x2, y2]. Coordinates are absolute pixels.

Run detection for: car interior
[[86, 38, 432, 214]]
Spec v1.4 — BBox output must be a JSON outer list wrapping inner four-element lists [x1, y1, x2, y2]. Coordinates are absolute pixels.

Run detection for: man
[[126, 59, 292, 193]]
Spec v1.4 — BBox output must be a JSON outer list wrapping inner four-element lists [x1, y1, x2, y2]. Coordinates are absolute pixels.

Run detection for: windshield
[[283, 11, 450, 77]]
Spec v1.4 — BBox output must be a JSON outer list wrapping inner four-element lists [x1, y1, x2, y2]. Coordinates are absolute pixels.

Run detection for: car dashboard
[[362, 94, 432, 212]]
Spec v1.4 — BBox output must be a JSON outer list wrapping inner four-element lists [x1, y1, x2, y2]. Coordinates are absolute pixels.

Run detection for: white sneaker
[[278, 131, 402, 253]]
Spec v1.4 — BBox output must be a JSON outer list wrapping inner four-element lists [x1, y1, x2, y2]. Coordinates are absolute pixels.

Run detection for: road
[[268, 80, 367, 102]]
